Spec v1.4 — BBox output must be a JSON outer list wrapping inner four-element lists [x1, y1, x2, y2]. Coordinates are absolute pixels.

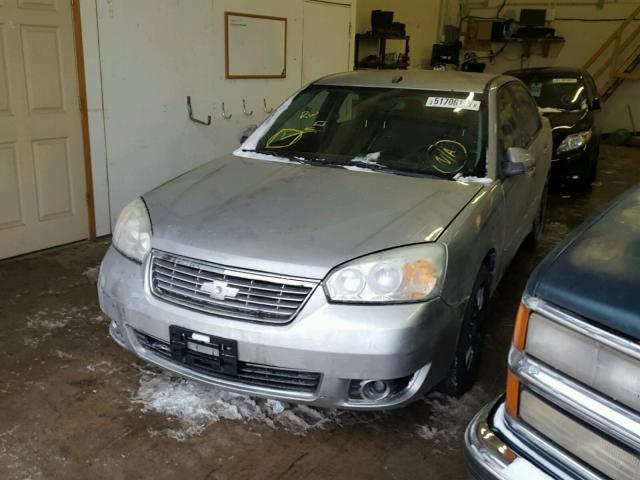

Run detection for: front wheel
[[442, 266, 490, 397], [578, 145, 599, 190]]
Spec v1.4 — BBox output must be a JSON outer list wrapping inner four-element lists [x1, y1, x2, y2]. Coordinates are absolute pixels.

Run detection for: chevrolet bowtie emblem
[[200, 280, 239, 300]]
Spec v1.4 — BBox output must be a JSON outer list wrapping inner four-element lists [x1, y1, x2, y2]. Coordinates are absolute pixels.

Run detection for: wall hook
[[221, 102, 232, 120], [242, 99, 254, 116], [186, 96, 211, 126], [263, 98, 273, 113]]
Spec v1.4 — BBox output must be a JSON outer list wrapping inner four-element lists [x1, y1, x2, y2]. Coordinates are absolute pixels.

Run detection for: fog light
[[348, 374, 414, 402], [361, 380, 391, 401]]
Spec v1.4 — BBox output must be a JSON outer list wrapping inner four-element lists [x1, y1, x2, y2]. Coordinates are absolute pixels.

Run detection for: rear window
[[516, 74, 587, 111]]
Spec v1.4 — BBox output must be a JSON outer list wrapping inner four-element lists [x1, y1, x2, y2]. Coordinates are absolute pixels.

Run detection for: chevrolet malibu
[[98, 71, 551, 409], [465, 185, 640, 479]]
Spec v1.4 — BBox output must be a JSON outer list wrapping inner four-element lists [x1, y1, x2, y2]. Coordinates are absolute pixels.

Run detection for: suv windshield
[[250, 86, 487, 179], [516, 74, 587, 111]]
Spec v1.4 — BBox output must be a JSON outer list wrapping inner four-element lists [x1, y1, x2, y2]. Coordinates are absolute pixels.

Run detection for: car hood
[[144, 154, 482, 279], [527, 186, 640, 340]]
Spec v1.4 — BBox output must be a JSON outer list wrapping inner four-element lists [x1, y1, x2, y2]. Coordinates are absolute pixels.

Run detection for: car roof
[[505, 67, 586, 77], [526, 185, 640, 340], [314, 70, 503, 94]]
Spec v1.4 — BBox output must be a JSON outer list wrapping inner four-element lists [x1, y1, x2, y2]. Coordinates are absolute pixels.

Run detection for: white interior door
[[302, 0, 351, 85], [0, 0, 88, 260]]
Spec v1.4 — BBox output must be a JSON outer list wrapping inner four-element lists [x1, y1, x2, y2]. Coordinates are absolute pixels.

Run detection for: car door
[[498, 82, 545, 261]]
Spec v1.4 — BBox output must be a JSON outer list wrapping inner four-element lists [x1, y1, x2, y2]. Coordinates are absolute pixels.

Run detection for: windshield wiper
[[241, 149, 314, 164], [346, 161, 434, 178]]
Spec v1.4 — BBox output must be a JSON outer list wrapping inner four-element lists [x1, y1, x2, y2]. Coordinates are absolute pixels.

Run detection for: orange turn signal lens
[[505, 371, 520, 417], [512, 302, 530, 352]]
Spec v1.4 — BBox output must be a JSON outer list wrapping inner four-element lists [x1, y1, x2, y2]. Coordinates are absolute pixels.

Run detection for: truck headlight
[[324, 244, 446, 303], [556, 129, 592, 154], [525, 312, 640, 412], [113, 198, 152, 263]]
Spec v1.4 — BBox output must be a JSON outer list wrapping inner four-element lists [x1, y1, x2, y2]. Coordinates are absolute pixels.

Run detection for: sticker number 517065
[[426, 97, 481, 111]]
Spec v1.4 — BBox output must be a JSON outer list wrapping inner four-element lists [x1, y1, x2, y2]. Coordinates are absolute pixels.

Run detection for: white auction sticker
[[552, 78, 578, 83], [426, 97, 481, 111]]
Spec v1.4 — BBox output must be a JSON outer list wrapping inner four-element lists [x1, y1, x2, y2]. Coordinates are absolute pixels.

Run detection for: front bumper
[[99, 246, 463, 409], [465, 399, 554, 480], [550, 145, 590, 179]]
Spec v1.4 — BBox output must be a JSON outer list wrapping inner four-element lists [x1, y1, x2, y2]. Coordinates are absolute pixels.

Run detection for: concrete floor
[[1, 145, 639, 480]]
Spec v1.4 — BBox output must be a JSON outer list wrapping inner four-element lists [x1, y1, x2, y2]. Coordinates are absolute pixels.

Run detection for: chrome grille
[[134, 330, 321, 393], [149, 252, 317, 324]]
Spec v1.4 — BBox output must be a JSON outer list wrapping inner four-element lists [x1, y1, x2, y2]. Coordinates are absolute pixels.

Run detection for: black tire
[[577, 145, 599, 191], [523, 181, 548, 249], [442, 265, 490, 397], [585, 146, 599, 184]]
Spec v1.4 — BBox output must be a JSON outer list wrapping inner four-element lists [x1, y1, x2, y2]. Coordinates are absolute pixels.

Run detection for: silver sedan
[[99, 70, 551, 409]]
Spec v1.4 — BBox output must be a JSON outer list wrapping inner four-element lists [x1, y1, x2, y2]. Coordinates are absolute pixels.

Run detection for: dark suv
[[465, 185, 640, 479], [505, 67, 601, 189]]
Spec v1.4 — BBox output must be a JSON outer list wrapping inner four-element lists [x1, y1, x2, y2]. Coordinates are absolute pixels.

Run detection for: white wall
[[462, 0, 640, 133], [81, 0, 355, 232], [355, 0, 442, 68], [80, 0, 110, 236]]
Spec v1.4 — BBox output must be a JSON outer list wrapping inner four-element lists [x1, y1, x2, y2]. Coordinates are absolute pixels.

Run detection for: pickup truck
[[465, 185, 640, 479]]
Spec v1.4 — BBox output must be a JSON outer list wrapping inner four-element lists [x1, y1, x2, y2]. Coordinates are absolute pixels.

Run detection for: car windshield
[[249, 86, 488, 179], [517, 74, 588, 111]]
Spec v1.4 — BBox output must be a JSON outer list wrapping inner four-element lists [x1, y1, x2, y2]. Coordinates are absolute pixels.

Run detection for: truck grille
[[150, 251, 317, 325], [134, 330, 321, 393]]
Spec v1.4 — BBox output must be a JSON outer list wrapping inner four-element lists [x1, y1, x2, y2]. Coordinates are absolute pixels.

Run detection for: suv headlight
[[113, 198, 152, 263], [556, 129, 592, 154], [324, 244, 446, 303]]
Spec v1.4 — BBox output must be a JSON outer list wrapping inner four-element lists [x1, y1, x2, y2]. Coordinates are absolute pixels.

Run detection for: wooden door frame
[[70, 0, 96, 239]]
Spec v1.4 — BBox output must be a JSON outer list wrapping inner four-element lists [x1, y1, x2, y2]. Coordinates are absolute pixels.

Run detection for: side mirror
[[504, 147, 535, 177], [240, 124, 257, 144], [592, 97, 601, 110]]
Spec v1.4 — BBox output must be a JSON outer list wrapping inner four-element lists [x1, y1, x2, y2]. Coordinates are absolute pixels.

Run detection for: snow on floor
[[132, 369, 488, 442], [82, 266, 100, 283], [132, 371, 387, 440], [24, 305, 104, 347], [415, 386, 490, 446]]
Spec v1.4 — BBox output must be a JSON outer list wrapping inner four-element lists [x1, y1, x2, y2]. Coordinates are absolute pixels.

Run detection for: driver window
[[497, 87, 525, 162], [509, 84, 541, 143]]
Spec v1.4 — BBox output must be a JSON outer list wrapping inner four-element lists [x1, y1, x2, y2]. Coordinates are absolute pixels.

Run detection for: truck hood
[[527, 186, 640, 340], [144, 154, 482, 279]]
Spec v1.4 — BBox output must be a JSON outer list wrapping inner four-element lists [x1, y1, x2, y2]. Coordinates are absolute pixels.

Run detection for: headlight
[[324, 243, 446, 303], [556, 129, 592, 154], [113, 198, 152, 263]]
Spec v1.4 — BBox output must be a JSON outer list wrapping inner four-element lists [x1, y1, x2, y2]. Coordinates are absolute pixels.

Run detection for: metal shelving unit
[[354, 33, 410, 70]]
